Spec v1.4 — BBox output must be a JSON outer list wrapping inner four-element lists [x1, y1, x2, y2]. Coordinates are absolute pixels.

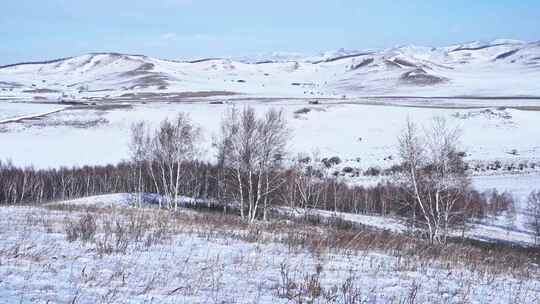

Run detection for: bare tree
[[258, 108, 290, 220], [398, 117, 470, 243], [130, 113, 202, 210], [526, 190, 540, 246], [216, 106, 290, 222], [129, 121, 148, 207], [293, 153, 324, 212]]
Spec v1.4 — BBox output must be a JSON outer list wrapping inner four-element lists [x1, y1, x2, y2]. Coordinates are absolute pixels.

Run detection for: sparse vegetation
[[0, 201, 536, 302], [65, 213, 97, 243]]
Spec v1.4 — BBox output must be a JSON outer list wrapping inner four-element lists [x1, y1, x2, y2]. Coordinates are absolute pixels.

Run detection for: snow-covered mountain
[[1, 39, 540, 100]]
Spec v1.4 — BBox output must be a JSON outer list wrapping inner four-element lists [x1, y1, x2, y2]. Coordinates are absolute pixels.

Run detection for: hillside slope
[[1, 40, 540, 100]]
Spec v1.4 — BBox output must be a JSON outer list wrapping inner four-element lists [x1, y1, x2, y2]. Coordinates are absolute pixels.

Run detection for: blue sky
[[1, 0, 539, 65]]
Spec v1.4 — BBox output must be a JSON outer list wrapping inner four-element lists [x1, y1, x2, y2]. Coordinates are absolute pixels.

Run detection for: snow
[[41, 190, 540, 247], [278, 203, 539, 247], [1, 205, 539, 303], [279, 206, 407, 233], [472, 174, 540, 232], [46, 193, 219, 210], [1, 39, 539, 270], [1, 97, 539, 249], [0, 108, 65, 124], [0, 102, 64, 122], [1, 40, 540, 100], [46, 193, 144, 208], [1, 100, 539, 172]]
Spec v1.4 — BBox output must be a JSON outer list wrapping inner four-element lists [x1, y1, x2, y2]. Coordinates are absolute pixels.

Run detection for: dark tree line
[[0, 158, 512, 222], [0, 160, 220, 206]]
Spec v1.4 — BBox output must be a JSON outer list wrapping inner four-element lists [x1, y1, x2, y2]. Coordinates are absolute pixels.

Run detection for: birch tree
[[293, 154, 324, 211], [130, 113, 202, 210], [526, 190, 540, 246], [398, 117, 469, 243], [129, 122, 148, 207], [216, 106, 290, 222], [155, 113, 201, 210]]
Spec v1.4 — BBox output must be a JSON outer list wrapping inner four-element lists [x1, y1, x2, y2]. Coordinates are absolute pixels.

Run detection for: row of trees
[[128, 107, 290, 222], [0, 160, 220, 206], [0, 106, 519, 243]]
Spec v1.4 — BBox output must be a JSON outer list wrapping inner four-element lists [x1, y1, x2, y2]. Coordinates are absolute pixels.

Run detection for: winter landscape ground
[[1, 38, 540, 303], [1, 198, 540, 304]]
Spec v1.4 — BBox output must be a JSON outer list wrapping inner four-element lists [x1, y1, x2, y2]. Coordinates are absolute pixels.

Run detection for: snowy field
[[0, 102, 64, 123], [1, 202, 539, 303], [472, 174, 540, 232], [1, 99, 539, 170]]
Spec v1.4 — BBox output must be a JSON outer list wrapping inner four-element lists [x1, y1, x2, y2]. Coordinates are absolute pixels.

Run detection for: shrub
[[322, 156, 341, 168], [65, 213, 97, 243], [328, 156, 341, 166], [342, 167, 354, 174], [384, 164, 403, 175], [294, 108, 311, 115], [364, 167, 381, 176], [97, 218, 130, 256]]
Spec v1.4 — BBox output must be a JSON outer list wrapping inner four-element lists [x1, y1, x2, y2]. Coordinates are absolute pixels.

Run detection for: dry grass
[[46, 203, 540, 279], [1, 203, 538, 303]]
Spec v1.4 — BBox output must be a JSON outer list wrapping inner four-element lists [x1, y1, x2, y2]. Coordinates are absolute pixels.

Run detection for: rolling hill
[[1, 39, 540, 100]]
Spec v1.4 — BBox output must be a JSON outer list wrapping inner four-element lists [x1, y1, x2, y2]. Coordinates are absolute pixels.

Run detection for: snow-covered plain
[[1, 203, 539, 303], [0, 102, 64, 122], [1, 100, 539, 171]]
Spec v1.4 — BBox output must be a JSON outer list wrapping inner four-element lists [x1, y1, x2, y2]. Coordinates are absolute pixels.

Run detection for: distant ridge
[[1, 39, 539, 98]]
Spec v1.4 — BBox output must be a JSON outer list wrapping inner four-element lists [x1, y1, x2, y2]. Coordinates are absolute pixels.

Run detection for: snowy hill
[[1, 40, 540, 100]]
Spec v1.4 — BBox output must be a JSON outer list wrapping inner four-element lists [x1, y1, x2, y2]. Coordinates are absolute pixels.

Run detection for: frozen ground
[[0, 102, 64, 122], [472, 174, 540, 232], [1, 100, 539, 171], [1, 203, 539, 303], [280, 204, 538, 247], [46, 193, 219, 210], [46, 192, 540, 246]]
